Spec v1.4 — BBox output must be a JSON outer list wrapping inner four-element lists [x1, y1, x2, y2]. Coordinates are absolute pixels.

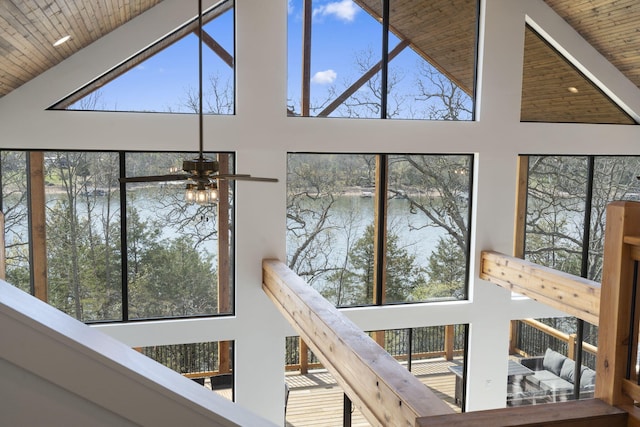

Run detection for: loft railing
[[478, 201, 640, 424], [264, 241, 630, 426], [510, 318, 598, 368], [596, 201, 640, 410], [263, 259, 454, 425], [285, 326, 464, 373]]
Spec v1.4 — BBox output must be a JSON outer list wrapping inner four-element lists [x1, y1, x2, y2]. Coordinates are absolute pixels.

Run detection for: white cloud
[[313, 0, 358, 22], [311, 69, 337, 84], [288, 0, 293, 14]]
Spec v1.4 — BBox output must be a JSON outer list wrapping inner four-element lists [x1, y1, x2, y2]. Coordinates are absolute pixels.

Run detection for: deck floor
[[284, 357, 461, 427]]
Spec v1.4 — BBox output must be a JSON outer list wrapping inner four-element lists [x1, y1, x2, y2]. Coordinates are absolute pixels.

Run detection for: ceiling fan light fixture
[[187, 181, 219, 206], [185, 183, 197, 203]]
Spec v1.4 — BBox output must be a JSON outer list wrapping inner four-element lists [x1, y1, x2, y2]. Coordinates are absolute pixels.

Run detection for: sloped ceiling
[[0, 0, 638, 123], [0, 0, 162, 98]]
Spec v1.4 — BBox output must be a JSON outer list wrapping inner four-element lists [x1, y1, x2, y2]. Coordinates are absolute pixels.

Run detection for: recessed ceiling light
[[567, 86, 579, 94], [53, 35, 71, 47]]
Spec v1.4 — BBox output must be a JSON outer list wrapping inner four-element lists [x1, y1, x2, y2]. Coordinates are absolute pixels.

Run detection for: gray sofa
[[519, 348, 595, 402]]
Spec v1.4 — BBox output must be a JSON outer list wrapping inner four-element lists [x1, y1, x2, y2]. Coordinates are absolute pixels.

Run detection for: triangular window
[[50, 1, 235, 114], [520, 25, 635, 124], [287, 0, 476, 120]]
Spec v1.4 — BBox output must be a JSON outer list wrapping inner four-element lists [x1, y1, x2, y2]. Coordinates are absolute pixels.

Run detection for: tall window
[[523, 155, 640, 280], [517, 155, 640, 403], [287, 0, 477, 119], [0, 151, 234, 322], [287, 153, 472, 306]]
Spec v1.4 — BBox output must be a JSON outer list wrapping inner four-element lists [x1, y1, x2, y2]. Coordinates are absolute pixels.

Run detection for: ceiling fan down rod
[[198, 0, 205, 161]]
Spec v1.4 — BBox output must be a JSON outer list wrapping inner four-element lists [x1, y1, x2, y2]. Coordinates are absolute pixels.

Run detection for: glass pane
[[288, 0, 477, 120], [125, 152, 234, 319], [387, 0, 476, 120], [140, 340, 234, 401], [44, 152, 122, 321], [510, 318, 596, 405], [285, 325, 465, 423], [287, 153, 375, 306], [57, 2, 235, 114], [386, 155, 471, 303], [287, 0, 382, 118], [521, 26, 634, 124], [1, 151, 30, 292], [525, 156, 588, 275], [589, 157, 640, 281]]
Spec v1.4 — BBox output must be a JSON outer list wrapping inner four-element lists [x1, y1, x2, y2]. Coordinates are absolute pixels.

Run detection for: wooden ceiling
[[0, 0, 161, 98], [357, 0, 476, 95], [0, 0, 638, 124]]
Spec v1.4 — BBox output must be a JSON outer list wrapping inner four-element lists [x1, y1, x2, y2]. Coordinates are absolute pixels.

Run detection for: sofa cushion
[[581, 368, 596, 386], [560, 359, 578, 383], [543, 348, 566, 376], [527, 369, 559, 387], [539, 376, 574, 393]]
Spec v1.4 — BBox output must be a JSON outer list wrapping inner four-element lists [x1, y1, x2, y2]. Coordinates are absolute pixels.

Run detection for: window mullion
[[119, 152, 129, 322], [373, 154, 388, 305]]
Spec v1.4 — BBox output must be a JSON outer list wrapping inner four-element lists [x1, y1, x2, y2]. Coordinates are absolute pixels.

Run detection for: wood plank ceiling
[[0, 0, 638, 124], [0, 0, 161, 98]]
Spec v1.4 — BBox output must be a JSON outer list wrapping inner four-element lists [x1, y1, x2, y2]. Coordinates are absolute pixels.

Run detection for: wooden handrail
[[263, 259, 453, 425], [512, 318, 598, 360], [417, 399, 626, 427], [480, 251, 601, 325]]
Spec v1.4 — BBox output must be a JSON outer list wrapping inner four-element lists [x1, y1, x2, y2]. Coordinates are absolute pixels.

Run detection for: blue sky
[[68, 0, 471, 119], [69, 9, 235, 112]]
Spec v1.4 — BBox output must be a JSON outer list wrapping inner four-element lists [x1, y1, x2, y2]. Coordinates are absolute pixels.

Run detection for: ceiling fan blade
[[213, 174, 251, 180], [119, 174, 190, 183], [222, 175, 279, 182]]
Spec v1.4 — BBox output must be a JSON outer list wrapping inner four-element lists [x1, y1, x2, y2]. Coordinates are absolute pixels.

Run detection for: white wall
[[0, 280, 275, 426], [0, 0, 639, 422]]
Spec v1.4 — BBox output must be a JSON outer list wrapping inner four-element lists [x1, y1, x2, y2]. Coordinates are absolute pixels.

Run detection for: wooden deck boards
[[285, 357, 461, 427]]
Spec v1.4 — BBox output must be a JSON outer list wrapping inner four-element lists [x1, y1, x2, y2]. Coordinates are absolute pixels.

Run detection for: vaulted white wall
[[0, 0, 639, 423]]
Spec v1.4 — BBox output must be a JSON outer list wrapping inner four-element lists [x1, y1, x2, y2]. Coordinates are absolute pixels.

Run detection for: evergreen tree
[[327, 223, 426, 305]]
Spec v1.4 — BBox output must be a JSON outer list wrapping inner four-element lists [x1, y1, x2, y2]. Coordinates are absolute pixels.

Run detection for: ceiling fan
[[120, 0, 277, 205]]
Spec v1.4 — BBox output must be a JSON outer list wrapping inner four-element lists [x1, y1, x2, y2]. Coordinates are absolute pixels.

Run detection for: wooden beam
[[417, 399, 626, 427], [318, 40, 410, 117], [263, 260, 453, 426], [513, 156, 529, 258], [596, 201, 640, 406], [28, 152, 48, 302], [198, 29, 234, 68], [479, 250, 600, 325]]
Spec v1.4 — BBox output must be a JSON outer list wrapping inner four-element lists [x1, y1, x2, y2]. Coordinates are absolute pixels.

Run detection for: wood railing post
[[568, 334, 577, 360], [509, 320, 519, 355], [444, 325, 455, 361], [596, 201, 640, 406], [299, 338, 309, 374], [218, 341, 231, 374], [373, 330, 386, 349]]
